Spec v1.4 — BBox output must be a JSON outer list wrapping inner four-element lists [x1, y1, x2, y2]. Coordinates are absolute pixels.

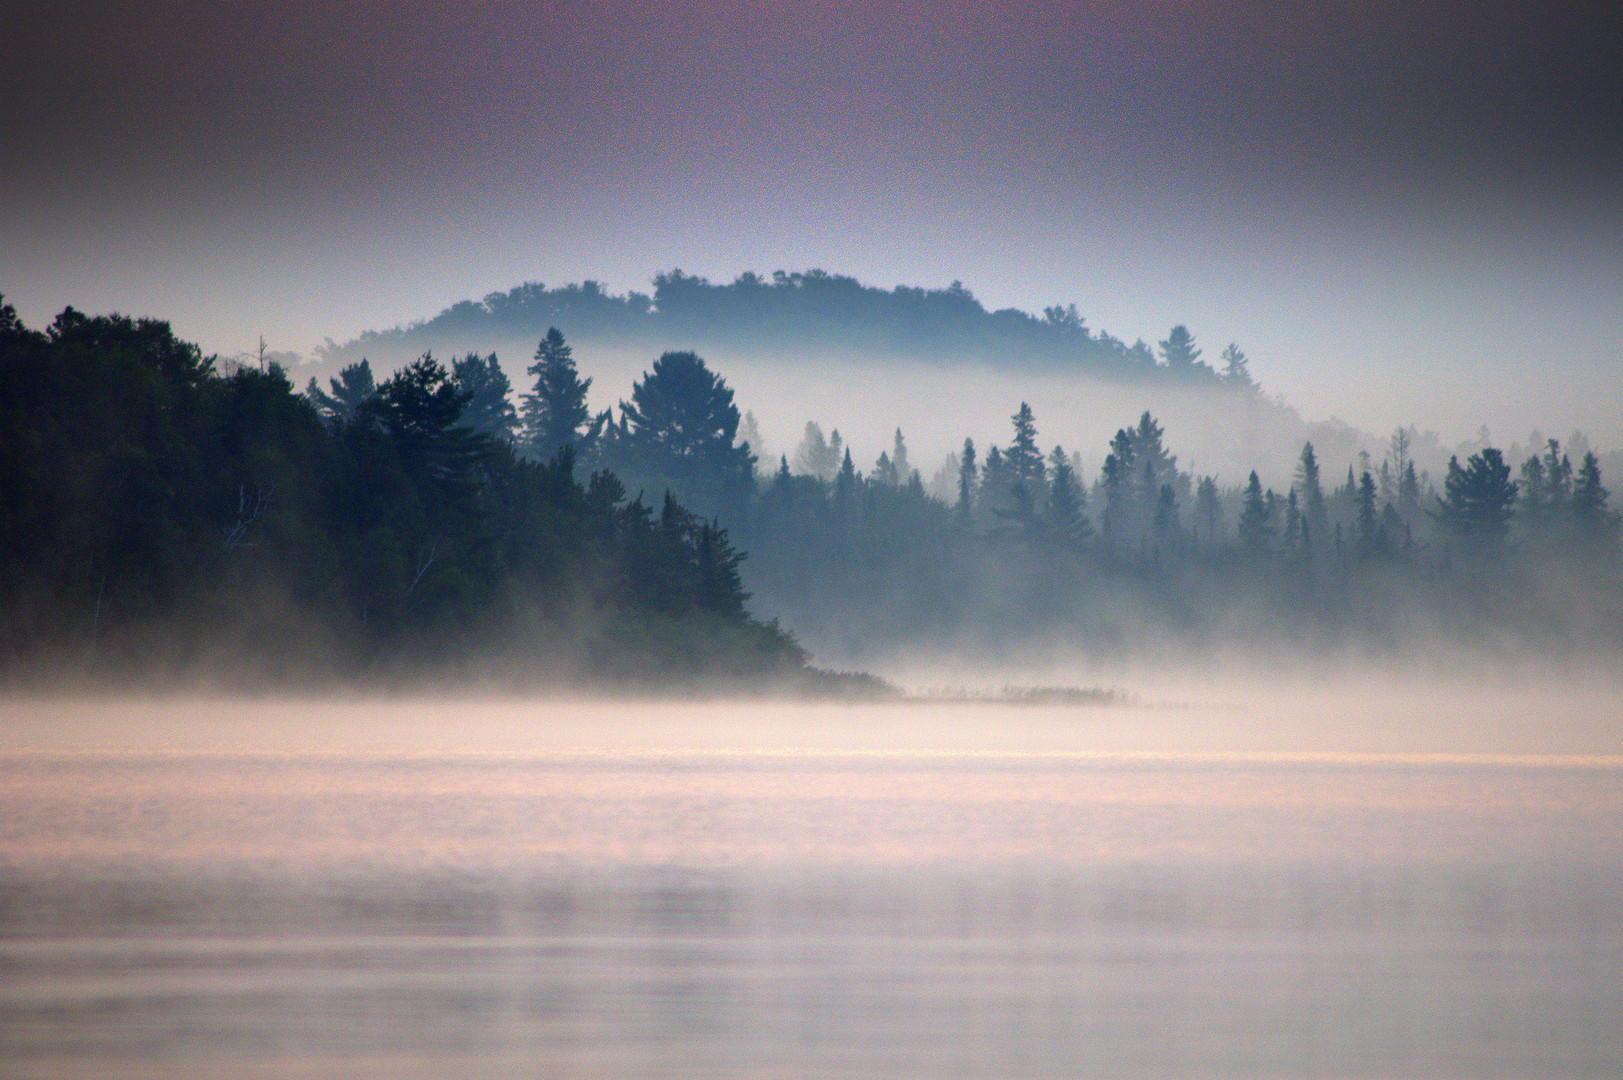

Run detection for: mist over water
[[3, 690, 1621, 1078]]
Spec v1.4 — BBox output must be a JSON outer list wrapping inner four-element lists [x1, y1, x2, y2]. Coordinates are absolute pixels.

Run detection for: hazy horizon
[[6, 0, 1621, 446]]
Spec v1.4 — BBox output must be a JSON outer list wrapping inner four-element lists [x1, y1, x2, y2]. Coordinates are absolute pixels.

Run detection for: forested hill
[[320, 270, 1255, 388], [0, 295, 859, 693]]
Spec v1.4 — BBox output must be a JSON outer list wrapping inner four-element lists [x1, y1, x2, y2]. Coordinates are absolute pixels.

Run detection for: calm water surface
[[2, 706, 1621, 1078]]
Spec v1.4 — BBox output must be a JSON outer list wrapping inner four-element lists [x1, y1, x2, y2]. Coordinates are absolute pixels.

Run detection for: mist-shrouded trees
[[610, 350, 756, 522], [451, 352, 519, 443], [1159, 325, 1201, 374], [1439, 449, 1518, 544], [1238, 471, 1274, 554], [0, 300, 810, 687], [1571, 452, 1616, 543], [1045, 445, 1091, 550], [522, 328, 601, 464], [1220, 344, 1254, 389], [792, 422, 842, 480]]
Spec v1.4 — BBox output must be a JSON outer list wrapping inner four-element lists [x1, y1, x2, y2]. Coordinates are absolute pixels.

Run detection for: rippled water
[[2, 704, 1621, 1078]]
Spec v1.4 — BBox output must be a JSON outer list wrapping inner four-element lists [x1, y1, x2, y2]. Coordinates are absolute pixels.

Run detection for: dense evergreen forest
[[324, 315, 1620, 669], [4, 291, 1619, 686], [0, 296, 833, 691]]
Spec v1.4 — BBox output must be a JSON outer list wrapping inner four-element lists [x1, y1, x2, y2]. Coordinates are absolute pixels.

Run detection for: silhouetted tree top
[[1439, 449, 1518, 542], [306, 359, 375, 425], [451, 353, 519, 443], [523, 327, 598, 463]]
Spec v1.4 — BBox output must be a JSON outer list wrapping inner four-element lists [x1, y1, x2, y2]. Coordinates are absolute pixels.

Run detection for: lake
[[2, 692, 1620, 1078]]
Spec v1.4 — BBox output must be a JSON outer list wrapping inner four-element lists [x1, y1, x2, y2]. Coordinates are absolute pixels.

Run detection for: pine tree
[[793, 421, 837, 479], [1006, 403, 1045, 493], [891, 428, 911, 484], [1571, 452, 1615, 541], [1159, 325, 1201, 372], [1238, 471, 1273, 554], [1294, 443, 1325, 541], [956, 438, 977, 523], [1439, 449, 1518, 543], [522, 328, 594, 463], [872, 450, 897, 486], [1195, 476, 1221, 544], [1220, 343, 1253, 388], [1356, 471, 1382, 555], [305, 359, 375, 425], [1541, 439, 1572, 511], [1045, 445, 1091, 548], [450, 352, 518, 443]]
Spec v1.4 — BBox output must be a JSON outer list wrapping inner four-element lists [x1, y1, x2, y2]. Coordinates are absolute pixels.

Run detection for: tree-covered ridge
[[302, 323, 1623, 664], [324, 269, 1258, 386], [0, 296, 822, 689]]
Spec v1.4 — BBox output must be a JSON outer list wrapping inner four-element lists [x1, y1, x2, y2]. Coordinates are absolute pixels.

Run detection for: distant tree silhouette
[[1296, 442, 1328, 541], [891, 427, 912, 485], [1571, 452, 1616, 543], [793, 421, 838, 479], [1046, 445, 1091, 549], [956, 438, 977, 523], [522, 328, 598, 463], [1195, 476, 1222, 544], [616, 350, 756, 521], [306, 359, 375, 425], [1439, 449, 1518, 543], [1159, 325, 1201, 372], [451, 352, 518, 443], [1220, 343, 1254, 389], [1238, 471, 1273, 554]]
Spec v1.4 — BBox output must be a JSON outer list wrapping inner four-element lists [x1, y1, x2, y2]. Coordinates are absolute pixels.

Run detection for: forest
[[3, 292, 1619, 687], [0, 296, 833, 691], [323, 316, 1621, 670]]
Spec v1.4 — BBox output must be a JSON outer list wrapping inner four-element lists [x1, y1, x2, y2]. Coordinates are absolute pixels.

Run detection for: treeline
[[425, 323, 1620, 663], [0, 297, 835, 690], [325, 269, 1262, 387]]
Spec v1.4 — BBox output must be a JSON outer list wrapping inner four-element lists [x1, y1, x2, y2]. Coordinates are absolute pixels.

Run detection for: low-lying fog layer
[[4, 673, 1620, 758], [3, 689, 1620, 1080]]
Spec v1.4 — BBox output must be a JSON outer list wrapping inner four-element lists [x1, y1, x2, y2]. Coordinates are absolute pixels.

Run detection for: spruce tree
[[1295, 443, 1325, 539], [1238, 471, 1273, 553], [522, 328, 594, 463], [1571, 452, 1615, 541], [1045, 445, 1091, 548], [956, 438, 977, 522], [1158, 325, 1201, 372]]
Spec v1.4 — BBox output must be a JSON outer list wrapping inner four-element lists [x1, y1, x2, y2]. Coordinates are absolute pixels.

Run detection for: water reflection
[[2, 750, 1620, 1078]]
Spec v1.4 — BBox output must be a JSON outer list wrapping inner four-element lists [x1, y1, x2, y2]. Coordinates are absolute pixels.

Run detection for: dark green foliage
[[0, 304, 805, 687], [522, 328, 598, 464], [451, 353, 519, 443], [610, 350, 756, 522], [306, 359, 375, 425], [1440, 449, 1518, 542]]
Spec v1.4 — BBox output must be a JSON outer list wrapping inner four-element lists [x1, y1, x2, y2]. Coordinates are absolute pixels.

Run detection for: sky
[[5, 0, 1621, 443]]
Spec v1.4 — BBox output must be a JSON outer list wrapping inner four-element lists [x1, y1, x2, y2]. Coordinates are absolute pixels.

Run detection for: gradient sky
[[6, 0, 1621, 441]]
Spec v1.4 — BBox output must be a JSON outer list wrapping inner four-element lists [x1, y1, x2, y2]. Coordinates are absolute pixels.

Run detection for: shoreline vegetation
[[3, 284, 1620, 696]]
